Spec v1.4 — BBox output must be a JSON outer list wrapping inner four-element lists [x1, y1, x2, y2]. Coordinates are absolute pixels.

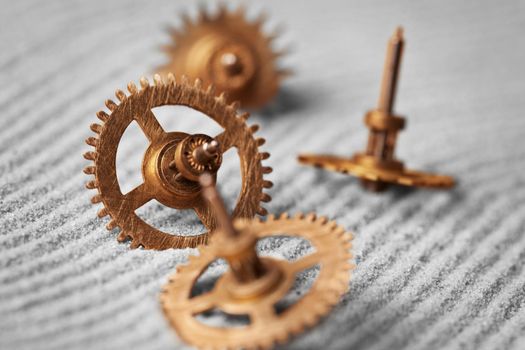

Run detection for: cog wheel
[[161, 213, 354, 350], [158, 5, 289, 108], [298, 154, 454, 189], [83, 74, 273, 250], [298, 28, 454, 192]]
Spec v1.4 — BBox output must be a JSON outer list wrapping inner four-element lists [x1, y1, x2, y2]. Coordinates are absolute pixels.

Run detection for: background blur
[[1, 0, 525, 349]]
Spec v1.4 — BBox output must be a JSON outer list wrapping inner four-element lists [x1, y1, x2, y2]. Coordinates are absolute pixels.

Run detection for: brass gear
[[161, 213, 354, 350], [158, 5, 289, 108], [83, 74, 273, 250], [298, 153, 454, 189]]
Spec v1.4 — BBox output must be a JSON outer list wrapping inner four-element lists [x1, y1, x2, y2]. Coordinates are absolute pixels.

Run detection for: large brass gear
[[83, 74, 273, 250], [161, 213, 354, 350], [158, 5, 289, 108]]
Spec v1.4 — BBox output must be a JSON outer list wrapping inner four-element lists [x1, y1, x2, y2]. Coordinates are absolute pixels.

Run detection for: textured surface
[[1, 1, 525, 349]]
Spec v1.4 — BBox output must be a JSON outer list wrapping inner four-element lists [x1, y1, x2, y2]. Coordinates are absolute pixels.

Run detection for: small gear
[[298, 27, 454, 192], [158, 5, 289, 108], [83, 74, 273, 250], [161, 177, 353, 350]]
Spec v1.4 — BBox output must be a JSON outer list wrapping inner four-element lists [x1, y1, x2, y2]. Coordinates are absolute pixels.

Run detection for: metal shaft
[[199, 172, 238, 238], [199, 173, 266, 283], [377, 27, 404, 114]]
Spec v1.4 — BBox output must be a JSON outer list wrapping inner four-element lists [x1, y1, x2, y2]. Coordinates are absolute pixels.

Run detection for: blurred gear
[[83, 74, 273, 250], [161, 174, 353, 350], [298, 27, 455, 192], [158, 5, 290, 108]]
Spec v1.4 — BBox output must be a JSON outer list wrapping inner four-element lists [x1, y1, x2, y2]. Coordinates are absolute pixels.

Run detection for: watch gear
[[161, 175, 353, 350], [158, 5, 289, 108], [83, 74, 273, 250], [298, 27, 454, 192]]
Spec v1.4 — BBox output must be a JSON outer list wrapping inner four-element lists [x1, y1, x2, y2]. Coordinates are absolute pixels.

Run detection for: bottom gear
[[161, 213, 353, 350]]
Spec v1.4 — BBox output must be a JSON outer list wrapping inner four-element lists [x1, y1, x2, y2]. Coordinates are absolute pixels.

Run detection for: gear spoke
[[251, 303, 277, 326], [123, 183, 153, 211], [186, 291, 218, 314], [214, 129, 236, 152], [194, 200, 218, 231], [135, 110, 166, 141], [290, 252, 323, 273]]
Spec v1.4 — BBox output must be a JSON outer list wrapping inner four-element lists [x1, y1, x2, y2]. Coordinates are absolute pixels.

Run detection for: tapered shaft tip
[[393, 26, 404, 41]]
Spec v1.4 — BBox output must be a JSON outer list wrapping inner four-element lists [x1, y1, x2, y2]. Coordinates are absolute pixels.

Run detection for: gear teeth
[[267, 26, 284, 42], [306, 212, 317, 222], [273, 49, 289, 59], [263, 180, 273, 188], [239, 112, 250, 121], [96, 111, 109, 122], [261, 193, 271, 202], [217, 3, 227, 17], [257, 207, 268, 216], [83, 166, 96, 175], [181, 75, 189, 85], [256, 138, 266, 146], [294, 212, 305, 219], [234, 4, 246, 17], [167, 73, 176, 84], [97, 207, 109, 218], [154, 74, 163, 86], [90, 123, 102, 134], [328, 220, 338, 230], [91, 194, 102, 204], [267, 214, 276, 221], [130, 239, 142, 249], [181, 12, 192, 27], [117, 231, 129, 242], [262, 166, 273, 174], [194, 78, 203, 89], [254, 11, 268, 27], [105, 99, 118, 111], [106, 220, 118, 230], [206, 84, 216, 95], [318, 216, 329, 224], [85, 180, 98, 189], [217, 92, 227, 102], [140, 77, 150, 89], [127, 82, 138, 94], [83, 151, 97, 161], [228, 101, 240, 110], [115, 89, 127, 102], [85, 137, 98, 147], [249, 124, 260, 133], [280, 212, 289, 219], [197, 4, 209, 21], [259, 152, 270, 160], [277, 68, 294, 80]]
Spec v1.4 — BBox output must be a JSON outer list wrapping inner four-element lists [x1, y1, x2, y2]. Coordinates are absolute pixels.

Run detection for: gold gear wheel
[[158, 5, 289, 108], [298, 154, 454, 189], [161, 213, 354, 350], [83, 74, 273, 250]]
